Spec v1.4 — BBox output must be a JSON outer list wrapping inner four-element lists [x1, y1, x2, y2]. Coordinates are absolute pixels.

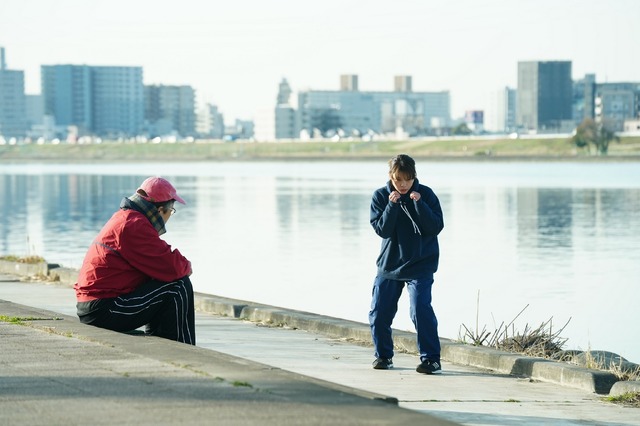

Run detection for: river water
[[1, 160, 639, 363]]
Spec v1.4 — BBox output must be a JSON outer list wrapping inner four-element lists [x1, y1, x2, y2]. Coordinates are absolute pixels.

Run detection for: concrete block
[[609, 380, 640, 396], [0, 259, 48, 277]]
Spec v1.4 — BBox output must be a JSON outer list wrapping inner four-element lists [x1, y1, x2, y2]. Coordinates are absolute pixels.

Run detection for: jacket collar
[[120, 194, 167, 235]]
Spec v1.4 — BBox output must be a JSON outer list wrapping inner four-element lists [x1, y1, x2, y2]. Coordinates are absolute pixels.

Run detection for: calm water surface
[[1, 161, 639, 363]]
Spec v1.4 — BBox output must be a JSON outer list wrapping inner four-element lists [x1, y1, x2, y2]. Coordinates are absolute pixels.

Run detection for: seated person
[[74, 176, 195, 344]]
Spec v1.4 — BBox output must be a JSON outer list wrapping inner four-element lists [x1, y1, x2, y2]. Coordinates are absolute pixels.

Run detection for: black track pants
[[77, 276, 196, 345]]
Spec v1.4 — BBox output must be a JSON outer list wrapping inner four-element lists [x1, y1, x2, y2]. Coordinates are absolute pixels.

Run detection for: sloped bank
[[1, 259, 638, 396]]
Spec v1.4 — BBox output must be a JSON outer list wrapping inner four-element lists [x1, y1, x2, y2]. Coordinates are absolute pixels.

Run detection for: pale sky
[[1, 0, 638, 123]]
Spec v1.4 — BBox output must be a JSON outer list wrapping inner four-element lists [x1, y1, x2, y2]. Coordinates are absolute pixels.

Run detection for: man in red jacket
[[74, 176, 195, 344]]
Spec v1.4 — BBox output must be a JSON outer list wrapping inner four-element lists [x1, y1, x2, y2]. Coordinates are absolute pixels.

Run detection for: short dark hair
[[388, 154, 416, 179]]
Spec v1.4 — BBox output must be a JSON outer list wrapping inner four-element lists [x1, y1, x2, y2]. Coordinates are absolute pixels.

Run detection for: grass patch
[[1, 136, 639, 161], [0, 315, 27, 324], [0, 315, 49, 324], [605, 392, 640, 408], [0, 255, 46, 264]]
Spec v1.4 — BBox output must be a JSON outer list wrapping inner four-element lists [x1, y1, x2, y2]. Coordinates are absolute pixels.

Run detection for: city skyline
[[1, 0, 639, 123]]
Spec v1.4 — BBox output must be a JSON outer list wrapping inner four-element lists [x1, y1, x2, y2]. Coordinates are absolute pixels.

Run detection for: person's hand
[[410, 191, 421, 201], [389, 191, 401, 203]]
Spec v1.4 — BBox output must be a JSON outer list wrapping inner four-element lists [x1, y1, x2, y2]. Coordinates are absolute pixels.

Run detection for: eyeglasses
[[169, 207, 176, 216]]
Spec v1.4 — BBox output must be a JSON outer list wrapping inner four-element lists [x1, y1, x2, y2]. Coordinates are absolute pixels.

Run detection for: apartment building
[[41, 65, 143, 138], [595, 82, 640, 131], [517, 61, 573, 133], [144, 84, 196, 137], [292, 75, 450, 139], [0, 47, 27, 138]]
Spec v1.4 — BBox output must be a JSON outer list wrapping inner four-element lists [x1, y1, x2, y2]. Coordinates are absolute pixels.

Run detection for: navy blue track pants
[[369, 275, 440, 362]]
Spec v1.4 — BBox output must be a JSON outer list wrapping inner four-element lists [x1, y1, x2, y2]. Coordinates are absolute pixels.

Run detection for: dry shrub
[[459, 295, 570, 359]]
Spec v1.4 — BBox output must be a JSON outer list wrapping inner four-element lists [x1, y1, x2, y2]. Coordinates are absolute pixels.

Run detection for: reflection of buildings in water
[[517, 187, 640, 252], [47, 175, 127, 260], [337, 192, 369, 235], [0, 173, 173, 264], [274, 177, 369, 234], [443, 187, 518, 267], [573, 188, 640, 239], [274, 176, 371, 255], [0, 175, 29, 253], [517, 188, 573, 249], [194, 174, 278, 253]]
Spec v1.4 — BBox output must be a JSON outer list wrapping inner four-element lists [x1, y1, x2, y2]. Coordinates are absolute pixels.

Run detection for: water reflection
[[1, 162, 639, 363]]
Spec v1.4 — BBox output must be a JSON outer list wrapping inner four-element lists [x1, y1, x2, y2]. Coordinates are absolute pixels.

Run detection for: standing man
[[369, 154, 444, 374], [74, 176, 195, 345]]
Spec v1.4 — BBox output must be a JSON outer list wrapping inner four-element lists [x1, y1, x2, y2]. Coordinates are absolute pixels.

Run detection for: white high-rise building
[[196, 103, 225, 139], [485, 87, 517, 133], [254, 107, 275, 141]]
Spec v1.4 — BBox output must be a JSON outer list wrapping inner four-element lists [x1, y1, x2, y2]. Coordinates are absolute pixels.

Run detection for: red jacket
[[75, 209, 192, 302]]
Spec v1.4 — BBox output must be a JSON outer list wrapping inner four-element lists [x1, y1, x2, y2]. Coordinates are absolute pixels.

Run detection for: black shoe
[[416, 359, 442, 374], [372, 357, 393, 370]]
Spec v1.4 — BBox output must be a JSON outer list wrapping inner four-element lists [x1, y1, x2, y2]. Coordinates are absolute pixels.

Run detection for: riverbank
[[1, 136, 640, 162], [1, 258, 639, 397], [6, 280, 640, 425]]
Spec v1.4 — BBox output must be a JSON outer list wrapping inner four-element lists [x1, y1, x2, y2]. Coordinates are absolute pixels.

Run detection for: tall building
[[41, 64, 143, 138], [295, 75, 450, 139], [573, 74, 596, 126], [488, 86, 517, 133], [485, 87, 517, 133], [595, 82, 640, 131], [394, 75, 412, 93], [0, 47, 27, 138], [517, 61, 573, 132], [144, 84, 196, 137], [254, 107, 275, 141], [41, 65, 93, 134], [275, 78, 297, 139], [92, 66, 144, 137], [275, 106, 296, 139], [340, 74, 358, 92], [25, 95, 44, 128], [277, 78, 293, 104]]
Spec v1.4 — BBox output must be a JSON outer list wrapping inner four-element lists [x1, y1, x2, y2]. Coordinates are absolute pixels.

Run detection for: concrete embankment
[[2, 259, 639, 397]]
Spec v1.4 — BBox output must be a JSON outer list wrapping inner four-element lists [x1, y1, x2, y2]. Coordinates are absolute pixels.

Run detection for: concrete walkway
[[1, 274, 639, 425]]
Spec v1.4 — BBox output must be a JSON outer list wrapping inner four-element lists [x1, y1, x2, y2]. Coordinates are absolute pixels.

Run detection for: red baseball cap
[[138, 177, 186, 204]]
